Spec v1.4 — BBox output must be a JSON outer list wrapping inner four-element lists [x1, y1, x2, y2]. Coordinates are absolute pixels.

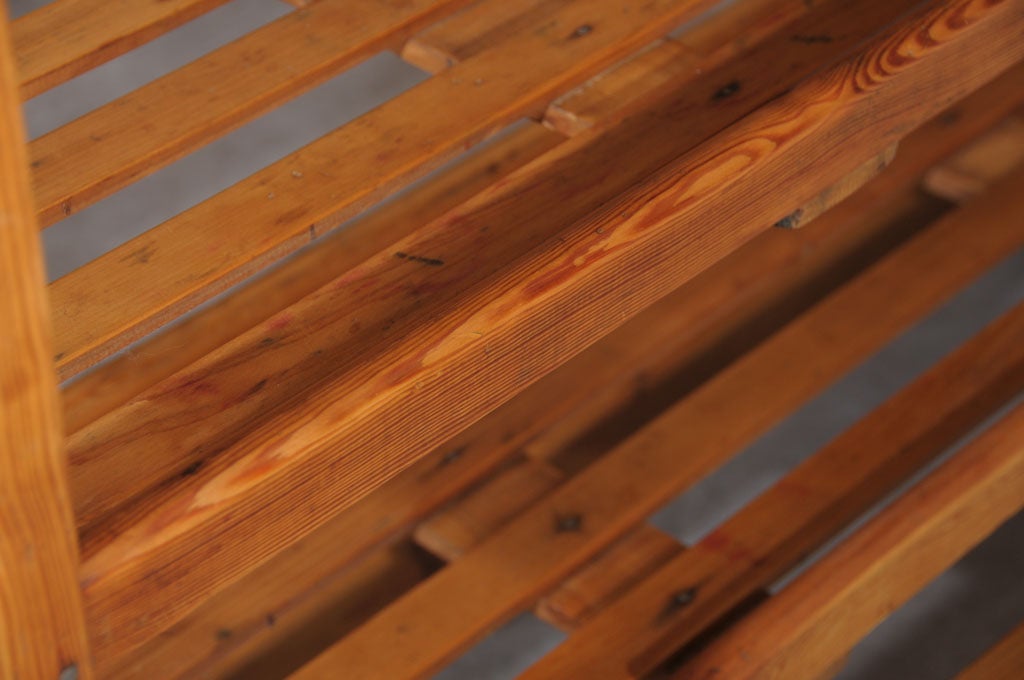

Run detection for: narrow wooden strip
[[76, 0, 1024, 666], [529, 270, 1024, 679], [0, 8, 93, 678], [923, 115, 1024, 203], [12, 0, 232, 99], [674, 402, 1024, 680], [537, 527, 684, 631], [414, 458, 565, 562], [292, 155, 1024, 680], [401, 0, 551, 73], [956, 622, 1024, 680], [49, 0, 719, 380], [30, 0, 477, 229], [545, 0, 812, 134], [61, 122, 562, 435], [110, 540, 435, 680], [773, 143, 897, 229]]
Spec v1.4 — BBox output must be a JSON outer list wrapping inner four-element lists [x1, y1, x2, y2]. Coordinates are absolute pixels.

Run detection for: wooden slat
[[414, 458, 565, 562], [528, 280, 1024, 679], [75, 0, 1024, 665], [110, 540, 436, 680], [291, 122, 1024, 680], [12, 0, 232, 99], [30, 0, 477, 229], [956, 622, 1024, 680], [49, 0, 720, 380], [674, 401, 1024, 680], [923, 114, 1024, 203], [66, 0, 911, 537], [537, 527, 684, 631], [545, 0, 812, 134], [61, 122, 563, 435], [401, 0, 551, 73], [0, 8, 93, 679]]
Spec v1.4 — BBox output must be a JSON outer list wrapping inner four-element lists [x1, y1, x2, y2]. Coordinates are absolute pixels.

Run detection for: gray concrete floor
[[12, 0, 1023, 677]]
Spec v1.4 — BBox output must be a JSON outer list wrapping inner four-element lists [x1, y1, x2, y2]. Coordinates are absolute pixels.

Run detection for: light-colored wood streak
[[290, 150, 1024, 680], [674, 401, 1024, 680], [956, 622, 1024, 680], [48, 0, 719, 380], [61, 122, 562, 435], [12, 0, 233, 99], [65, 0, 902, 537], [30, 0, 477, 229], [0, 8, 93, 679], [528, 280, 1024, 679], [74, 0, 1024, 666]]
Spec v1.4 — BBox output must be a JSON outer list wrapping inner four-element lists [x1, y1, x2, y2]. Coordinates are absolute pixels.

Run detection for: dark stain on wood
[[792, 34, 834, 44], [569, 24, 593, 40], [555, 513, 583, 533], [712, 80, 741, 101], [395, 252, 445, 267], [774, 208, 804, 229]]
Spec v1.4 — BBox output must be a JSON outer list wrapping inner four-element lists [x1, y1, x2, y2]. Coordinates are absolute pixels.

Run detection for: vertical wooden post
[[0, 5, 94, 679]]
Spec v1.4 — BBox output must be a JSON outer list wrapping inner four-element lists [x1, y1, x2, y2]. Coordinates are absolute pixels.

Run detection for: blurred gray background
[[10, 0, 1023, 677]]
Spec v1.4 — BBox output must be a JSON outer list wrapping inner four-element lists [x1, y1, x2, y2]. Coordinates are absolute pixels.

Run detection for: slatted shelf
[[1, 0, 1021, 678]]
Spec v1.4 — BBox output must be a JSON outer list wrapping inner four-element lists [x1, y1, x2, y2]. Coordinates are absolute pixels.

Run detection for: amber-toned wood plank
[[401, 0, 550, 73], [546, 0, 812, 134], [292, 142, 1024, 679], [675, 402, 1024, 680], [76, 1, 1024, 665], [30, 0, 477, 229], [773, 143, 897, 229], [109, 540, 435, 680], [538, 527, 684, 631], [12, 0, 232, 99], [414, 458, 564, 561], [61, 122, 562, 435], [49, 0, 719, 380], [923, 115, 1024, 203], [956, 622, 1024, 680], [0, 9, 93, 679], [65, 0, 928, 526], [529, 280, 1024, 679]]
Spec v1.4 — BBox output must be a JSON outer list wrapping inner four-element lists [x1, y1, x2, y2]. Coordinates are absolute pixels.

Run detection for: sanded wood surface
[[30, 0, 476, 228], [290, 146, 1024, 680], [674, 401, 1024, 679], [69, 0, 1024, 664], [48, 0, 718, 379], [0, 8, 93, 679], [956, 622, 1024, 680], [12, 0, 232, 99]]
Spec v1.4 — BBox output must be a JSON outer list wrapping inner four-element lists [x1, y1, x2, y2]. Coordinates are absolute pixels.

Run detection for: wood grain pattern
[[529, 269, 1024, 678], [290, 149, 1024, 680], [674, 401, 1024, 680], [74, 0, 1024, 665], [61, 122, 562, 435], [106, 68, 1005, 675], [65, 0, 936, 537], [956, 622, 1024, 680], [29, 0, 476, 228], [12, 0, 232, 99], [0, 8, 93, 679], [48, 0, 718, 380]]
